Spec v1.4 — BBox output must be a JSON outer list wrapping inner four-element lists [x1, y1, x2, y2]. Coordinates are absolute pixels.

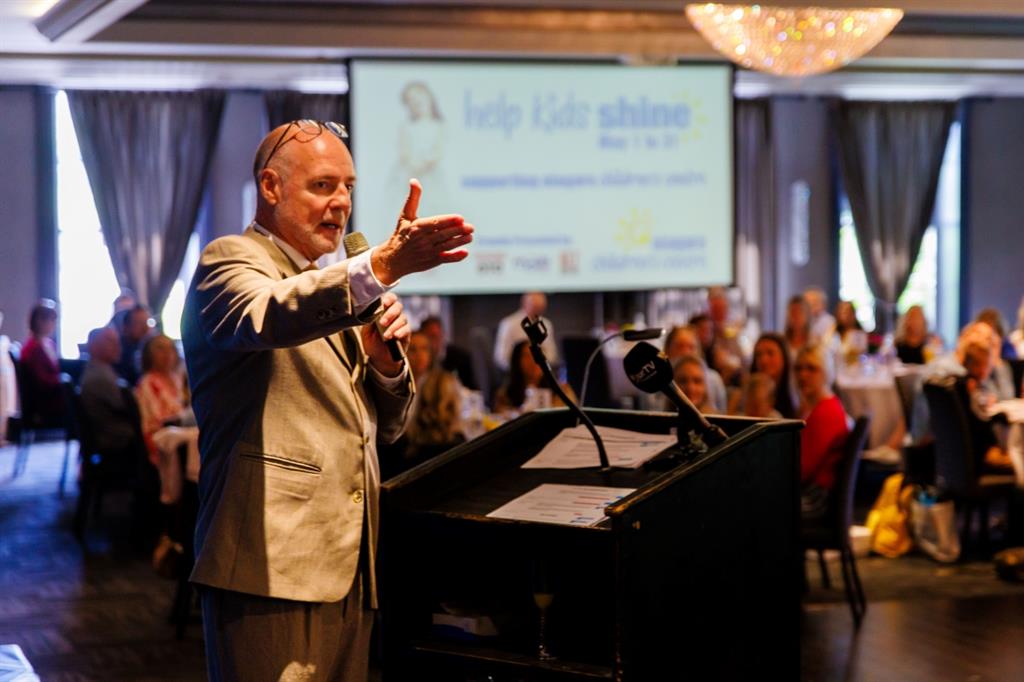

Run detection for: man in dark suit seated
[[420, 315, 478, 390], [80, 327, 144, 456]]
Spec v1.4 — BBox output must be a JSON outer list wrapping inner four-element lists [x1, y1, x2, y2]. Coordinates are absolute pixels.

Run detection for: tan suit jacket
[[182, 227, 412, 604]]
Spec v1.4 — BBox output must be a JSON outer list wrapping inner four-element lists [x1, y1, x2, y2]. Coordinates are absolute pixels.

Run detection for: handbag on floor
[[911, 496, 961, 563]]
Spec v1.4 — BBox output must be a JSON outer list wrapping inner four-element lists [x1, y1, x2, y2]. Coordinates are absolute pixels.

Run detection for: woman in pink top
[[794, 344, 850, 519], [19, 301, 64, 427], [135, 335, 188, 466]]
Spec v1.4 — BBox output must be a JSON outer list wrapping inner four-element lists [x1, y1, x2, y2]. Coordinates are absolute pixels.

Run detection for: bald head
[[252, 122, 356, 261]]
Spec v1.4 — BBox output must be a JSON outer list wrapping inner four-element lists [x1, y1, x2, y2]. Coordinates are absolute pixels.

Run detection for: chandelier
[[684, 4, 904, 77]]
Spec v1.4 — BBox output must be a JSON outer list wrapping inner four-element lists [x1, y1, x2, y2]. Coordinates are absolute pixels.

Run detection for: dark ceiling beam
[[35, 0, 151, 43]]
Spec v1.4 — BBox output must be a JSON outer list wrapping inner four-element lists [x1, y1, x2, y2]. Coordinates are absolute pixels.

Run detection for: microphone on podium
[[342, 231, 404, 363], [623, 342, 728, 451]]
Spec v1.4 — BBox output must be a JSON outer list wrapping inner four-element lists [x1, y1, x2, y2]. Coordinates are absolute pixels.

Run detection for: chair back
[[58, 379, 80, 441], [893, 372, 923, 435], [561, 335, 612, 407], [468, 326, 498, 409], [922, 377, 976, 496], [67, 384, 98, 458], [830, 416, 871, 538], [1009, 358, 1024, 398]]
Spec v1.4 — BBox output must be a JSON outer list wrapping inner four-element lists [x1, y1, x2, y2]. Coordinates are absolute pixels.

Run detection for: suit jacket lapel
[[245, 226, 357, 372]]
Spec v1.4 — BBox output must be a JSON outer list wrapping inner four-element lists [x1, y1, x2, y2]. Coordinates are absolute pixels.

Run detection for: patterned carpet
[[2, 441, 1023, 681]]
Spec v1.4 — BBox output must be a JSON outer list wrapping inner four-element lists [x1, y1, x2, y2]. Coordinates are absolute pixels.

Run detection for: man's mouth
[[320, 221, 341, 231]]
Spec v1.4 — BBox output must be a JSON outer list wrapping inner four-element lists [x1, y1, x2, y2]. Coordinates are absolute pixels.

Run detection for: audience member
[[493, 292, 558, 372], [111, 290, 137, 317], [794, 345, 851, 520], [738, 372, 782, 419], [784, 294, 814, 357], [0, 312, 16, 443], [895, 305, 935, 365], [404, 332, 465, 461], [663, 325, 727, 412], [832, 300, 868, 366], [419, 315, 477, 390], [912, 321, 1004, 442], [135, 335, 191, 467], [19, 300, 65, 427], [705, 287, 744, 386], [673, 355, 713, 414], [80, 327, 145, 455], [962, 342, 1013, 472], [804, 286, 836, 341], [494, 340, 574, 414], [750, 333, 798, 419], [973, 310, 1016, 399], [976, 307, 1018, 361], [112, 304, 153, 385], [1010, 297, 1024, 359]]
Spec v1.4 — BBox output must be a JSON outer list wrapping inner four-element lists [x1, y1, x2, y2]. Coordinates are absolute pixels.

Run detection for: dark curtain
[[264, 91, 349, 130], [735, 99, 777, 331], [834, 101, 955, 331], [67, 90, 225, 314]]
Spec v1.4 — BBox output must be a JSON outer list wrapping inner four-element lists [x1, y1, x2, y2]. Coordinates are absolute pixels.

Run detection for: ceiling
[[7, 1, 1024, 96]]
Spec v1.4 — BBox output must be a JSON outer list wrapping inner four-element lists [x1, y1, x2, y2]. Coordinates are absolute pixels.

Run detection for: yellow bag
[[865, 473, 914, 558]]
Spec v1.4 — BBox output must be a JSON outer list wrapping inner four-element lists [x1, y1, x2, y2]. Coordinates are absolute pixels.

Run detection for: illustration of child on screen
[[391, 81, 449, 212]]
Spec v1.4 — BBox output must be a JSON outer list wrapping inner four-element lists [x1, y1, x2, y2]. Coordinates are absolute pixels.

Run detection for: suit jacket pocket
[[239, 451, 321, 501]]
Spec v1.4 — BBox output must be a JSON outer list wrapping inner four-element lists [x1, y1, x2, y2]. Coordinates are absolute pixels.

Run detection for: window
[[55, 91, 201, 355], [838, 122, 960, 343], [55, 91, 120, 358]]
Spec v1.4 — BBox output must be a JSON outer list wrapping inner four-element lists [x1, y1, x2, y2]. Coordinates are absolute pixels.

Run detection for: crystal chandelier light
[[685, 4, 904, 77]]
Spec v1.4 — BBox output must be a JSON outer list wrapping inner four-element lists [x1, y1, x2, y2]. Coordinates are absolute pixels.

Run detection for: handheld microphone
[[623, 342, 728, 449], [342, 231, 404, 363]]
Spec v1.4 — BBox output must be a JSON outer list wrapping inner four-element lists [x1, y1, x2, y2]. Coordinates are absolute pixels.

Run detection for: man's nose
[[330, 188, 351, 211]]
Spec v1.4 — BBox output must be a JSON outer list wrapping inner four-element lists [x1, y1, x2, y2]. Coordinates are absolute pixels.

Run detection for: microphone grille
[[343, 231, 370, 258]]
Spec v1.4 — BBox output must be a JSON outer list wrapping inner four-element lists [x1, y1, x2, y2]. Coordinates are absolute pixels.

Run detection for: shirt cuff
[[347, 247, 397, 314], [367, 363, 408, 390]]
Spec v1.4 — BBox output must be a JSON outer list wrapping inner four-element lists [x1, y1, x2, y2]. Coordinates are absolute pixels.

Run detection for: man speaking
[[182, 119, 473, 681]]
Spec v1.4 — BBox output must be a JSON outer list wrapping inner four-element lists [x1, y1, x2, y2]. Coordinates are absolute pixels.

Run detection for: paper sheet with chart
[[520, 424, 676, 470], [486, 484, 637, 527]]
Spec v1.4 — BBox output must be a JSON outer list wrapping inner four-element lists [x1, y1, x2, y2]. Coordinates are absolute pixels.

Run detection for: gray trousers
[[200, 573, 373, 682]]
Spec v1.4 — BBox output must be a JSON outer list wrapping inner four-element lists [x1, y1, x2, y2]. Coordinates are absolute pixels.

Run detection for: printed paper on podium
[[486, 483, 636, 527], [520, 424, 676, 469]]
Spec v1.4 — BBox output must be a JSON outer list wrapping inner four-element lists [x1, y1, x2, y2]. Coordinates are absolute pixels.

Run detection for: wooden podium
[[379, 408, 802, 681]]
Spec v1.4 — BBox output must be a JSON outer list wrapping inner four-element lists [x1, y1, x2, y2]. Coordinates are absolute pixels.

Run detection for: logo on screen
[[512, 256, 550, 273], [560, 251, 580, 274], [476, 253, 505, 275], [614, 208, 654, 252]]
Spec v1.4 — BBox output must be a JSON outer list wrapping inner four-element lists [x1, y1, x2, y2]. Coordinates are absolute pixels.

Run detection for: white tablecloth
[[152, 426, 200, 504], [835, 368, 908, 451], [989, 399, 1024, 487]]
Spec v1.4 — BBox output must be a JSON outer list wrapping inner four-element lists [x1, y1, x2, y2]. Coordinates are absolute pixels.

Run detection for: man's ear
[[257, 169, 282, 206]]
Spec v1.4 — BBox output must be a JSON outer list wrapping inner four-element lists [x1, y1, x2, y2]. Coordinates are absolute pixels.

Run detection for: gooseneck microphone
[[342, 231, 404, 363], [521, 316, 611, 471], [623, 342, 728, 451]]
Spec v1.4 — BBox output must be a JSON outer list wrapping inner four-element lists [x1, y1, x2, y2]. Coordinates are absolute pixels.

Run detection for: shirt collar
[[252, 222, 313, 272]]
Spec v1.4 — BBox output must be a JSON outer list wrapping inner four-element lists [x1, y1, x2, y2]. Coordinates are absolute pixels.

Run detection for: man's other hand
[[371, 179, 474, 285], [363, 292, 410, 377]]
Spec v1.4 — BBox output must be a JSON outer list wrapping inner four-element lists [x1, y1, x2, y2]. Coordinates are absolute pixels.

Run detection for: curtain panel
[[67, 89, 225, 315], [834, 100, 955, 332], [735, 98, 776, 333], [264, 91, 349, 131]]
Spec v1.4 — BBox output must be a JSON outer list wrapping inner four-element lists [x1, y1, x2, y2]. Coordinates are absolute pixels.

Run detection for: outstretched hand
[[371, 179, 474, 285]]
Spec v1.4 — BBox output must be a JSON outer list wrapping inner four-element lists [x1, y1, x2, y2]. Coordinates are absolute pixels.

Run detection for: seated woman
[[748, 333, 797, 419], [794, 345, 851, 520], [961, 342, 1013, 472], [895, 305, 940, 365], [784, 295, 814, 357], [494, 340, 575, 415], [19, 300, 65, 428], [664, 325, 728, 412], [738, 372, 782, 419], [403, 331, 465, 466], [831, 301, 868, 367], [673, 355, 713, 413], [135, 335, 192, 468]]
